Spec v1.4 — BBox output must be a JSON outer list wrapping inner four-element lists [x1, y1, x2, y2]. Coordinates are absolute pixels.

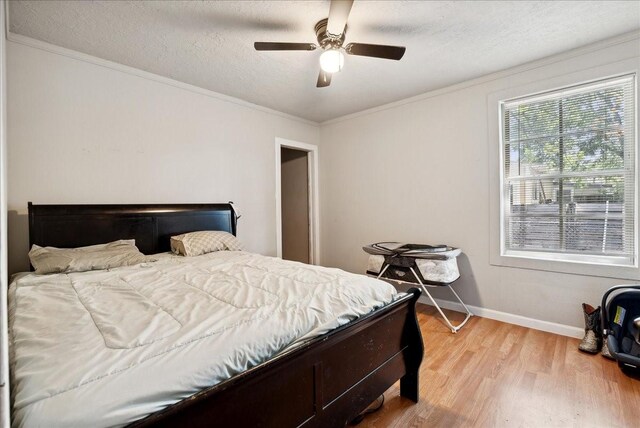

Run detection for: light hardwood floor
[[359, 304, 640, 428]]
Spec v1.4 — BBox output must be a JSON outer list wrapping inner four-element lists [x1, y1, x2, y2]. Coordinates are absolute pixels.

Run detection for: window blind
[[501, 74, 636, 266]]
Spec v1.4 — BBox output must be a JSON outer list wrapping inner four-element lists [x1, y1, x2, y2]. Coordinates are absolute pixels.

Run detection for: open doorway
[[275, 138, 319, 265], [281, 148, 309, 263]]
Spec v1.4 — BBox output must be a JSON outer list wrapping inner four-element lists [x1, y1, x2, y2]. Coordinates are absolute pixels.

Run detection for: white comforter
[[9, 251, 397, 428]]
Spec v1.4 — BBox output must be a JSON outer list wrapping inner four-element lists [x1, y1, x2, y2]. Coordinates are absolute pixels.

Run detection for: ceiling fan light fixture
[[254, 0, 406, 88], [319, 49, 344, 74]]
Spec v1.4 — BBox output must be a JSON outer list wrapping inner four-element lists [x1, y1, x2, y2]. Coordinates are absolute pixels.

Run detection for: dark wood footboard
[[132, 288, 424, 428]]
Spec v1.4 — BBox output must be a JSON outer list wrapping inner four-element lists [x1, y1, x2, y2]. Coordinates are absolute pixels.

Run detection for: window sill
[[490, 251, 640, 280], [504, 250, 634, 268]]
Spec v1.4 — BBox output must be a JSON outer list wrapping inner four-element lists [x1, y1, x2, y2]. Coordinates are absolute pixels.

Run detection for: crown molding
[[322, 30, 640, 126], [4, 31, 320, 128], [4, 0, 637, 129]]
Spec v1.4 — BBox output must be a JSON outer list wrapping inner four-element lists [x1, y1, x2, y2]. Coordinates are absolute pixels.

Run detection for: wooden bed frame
[[27, 202, 424, 427]]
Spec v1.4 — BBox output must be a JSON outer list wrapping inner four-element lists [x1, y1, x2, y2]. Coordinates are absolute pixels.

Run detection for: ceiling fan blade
[[316, 70, 332, 88], [345, 43, 406, 60], [254, 42, 316, 51], [326, 0, 354, 36]]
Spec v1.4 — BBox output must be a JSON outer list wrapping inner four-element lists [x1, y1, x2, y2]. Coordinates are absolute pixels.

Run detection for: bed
[[10, 202, 424, 427]]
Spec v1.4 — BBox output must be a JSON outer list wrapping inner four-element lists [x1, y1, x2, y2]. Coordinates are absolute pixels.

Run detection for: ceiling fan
[[254, 0, 406, 88]]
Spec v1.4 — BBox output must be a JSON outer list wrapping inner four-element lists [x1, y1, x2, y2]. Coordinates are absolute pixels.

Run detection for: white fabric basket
[[363, 243, 462, 284]]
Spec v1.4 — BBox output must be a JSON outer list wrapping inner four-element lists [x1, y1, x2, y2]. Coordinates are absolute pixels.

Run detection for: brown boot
[[602, 338, 614, 359], [578, 304, 602, 354]]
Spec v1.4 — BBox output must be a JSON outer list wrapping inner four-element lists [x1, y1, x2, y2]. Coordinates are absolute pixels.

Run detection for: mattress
[[9, 251, 398, 428]]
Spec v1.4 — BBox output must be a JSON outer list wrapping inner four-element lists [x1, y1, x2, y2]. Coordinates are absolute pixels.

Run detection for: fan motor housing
[[315, 18, 345, 49]]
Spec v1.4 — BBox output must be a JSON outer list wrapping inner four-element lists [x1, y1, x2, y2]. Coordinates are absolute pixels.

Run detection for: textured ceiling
[[8, 1, 640, 122]]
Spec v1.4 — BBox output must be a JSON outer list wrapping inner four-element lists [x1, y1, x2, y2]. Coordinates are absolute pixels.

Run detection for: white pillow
[[170, 231, 243, 257], [29, 240, 154, 274]]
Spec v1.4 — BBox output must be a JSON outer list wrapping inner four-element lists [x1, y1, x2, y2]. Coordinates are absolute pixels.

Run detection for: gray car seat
[[601, 285, 640, 374]]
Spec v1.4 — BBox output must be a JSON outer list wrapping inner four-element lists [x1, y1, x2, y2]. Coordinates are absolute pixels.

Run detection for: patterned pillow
[[170, 231, 243, 257]]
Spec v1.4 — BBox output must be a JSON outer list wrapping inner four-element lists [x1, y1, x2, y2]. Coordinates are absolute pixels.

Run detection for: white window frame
[[501, 75, 636, 266], [488, 60, 640, 280]]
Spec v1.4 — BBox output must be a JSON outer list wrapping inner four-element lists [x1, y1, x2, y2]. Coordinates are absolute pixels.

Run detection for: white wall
[[6, 40, 319, 274], [319, 34, 640, 334]]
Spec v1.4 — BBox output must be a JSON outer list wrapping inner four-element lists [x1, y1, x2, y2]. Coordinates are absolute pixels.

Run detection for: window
[[500, 75, 636, 266]]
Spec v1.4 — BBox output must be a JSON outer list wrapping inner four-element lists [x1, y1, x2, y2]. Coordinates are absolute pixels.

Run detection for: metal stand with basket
[[364, 242, 472, 333]]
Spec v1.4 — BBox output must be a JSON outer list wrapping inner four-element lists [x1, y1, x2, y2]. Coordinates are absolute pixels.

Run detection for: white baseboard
[[418, 296, 584, 339]]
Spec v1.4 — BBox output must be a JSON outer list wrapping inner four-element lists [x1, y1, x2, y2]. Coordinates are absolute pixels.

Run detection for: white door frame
[[275, 137, 320, 265]]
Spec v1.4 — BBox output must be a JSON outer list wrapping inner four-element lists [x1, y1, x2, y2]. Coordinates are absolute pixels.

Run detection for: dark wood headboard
[[28, 202, 238, 255]]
